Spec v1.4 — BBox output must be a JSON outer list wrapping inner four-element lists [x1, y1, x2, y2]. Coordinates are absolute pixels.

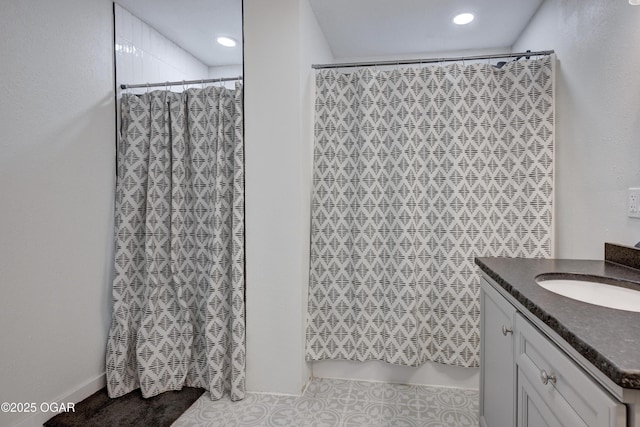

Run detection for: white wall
[[208, 64, 243, 89], [244, 0, 332, 395], [513, 0, 640, 260], [331, 46, 510, 65], [115, 3, 208, 93], [0, 0, 115, 426]]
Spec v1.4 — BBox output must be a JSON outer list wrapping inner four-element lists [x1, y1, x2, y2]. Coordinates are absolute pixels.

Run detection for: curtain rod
[[311, 50, 554, 70], [120, 76, 243, 90]]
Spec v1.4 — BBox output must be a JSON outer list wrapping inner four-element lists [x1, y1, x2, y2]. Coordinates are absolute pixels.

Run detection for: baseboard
[[310, 360, 480, 390], [11, 372, 106, 427]]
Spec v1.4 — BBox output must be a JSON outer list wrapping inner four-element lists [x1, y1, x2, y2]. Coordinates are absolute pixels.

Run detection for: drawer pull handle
[[501, 325, 513, 336], [540, 370, 557, 385]]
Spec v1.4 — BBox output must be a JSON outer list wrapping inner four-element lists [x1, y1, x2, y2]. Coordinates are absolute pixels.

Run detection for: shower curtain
[[106, 84, 245, 400], [306, 56, 554, 368]]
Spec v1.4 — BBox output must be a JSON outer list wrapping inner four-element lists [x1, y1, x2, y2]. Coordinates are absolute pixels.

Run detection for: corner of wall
[[298, 0, 334, 390], [510, 1, 640, 259], [244, 0, 306, 395]]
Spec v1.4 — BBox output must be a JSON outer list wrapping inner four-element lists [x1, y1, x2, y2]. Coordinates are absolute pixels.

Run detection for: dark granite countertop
[[476, 254, 640, 390]]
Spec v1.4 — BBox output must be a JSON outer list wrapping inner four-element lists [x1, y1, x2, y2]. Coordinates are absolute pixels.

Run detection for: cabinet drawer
[[515, 313, 625, 427]]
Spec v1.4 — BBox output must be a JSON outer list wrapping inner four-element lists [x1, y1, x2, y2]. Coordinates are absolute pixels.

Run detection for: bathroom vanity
[[477, 244, 640, 427]]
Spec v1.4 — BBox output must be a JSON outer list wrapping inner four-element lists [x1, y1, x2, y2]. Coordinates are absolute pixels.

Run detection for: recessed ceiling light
[[453, 13, 475, 25], [217, 36, 237, 47], [630, 0, 640, 5]]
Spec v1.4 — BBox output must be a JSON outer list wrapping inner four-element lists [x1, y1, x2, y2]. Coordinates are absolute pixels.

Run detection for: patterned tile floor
[[172, 378, 479, 427]]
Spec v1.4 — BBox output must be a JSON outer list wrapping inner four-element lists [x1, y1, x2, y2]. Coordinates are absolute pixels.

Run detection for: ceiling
[[308, 0, 544, 59], [114, 0, 543, 67], [115, 0, 242, 67]]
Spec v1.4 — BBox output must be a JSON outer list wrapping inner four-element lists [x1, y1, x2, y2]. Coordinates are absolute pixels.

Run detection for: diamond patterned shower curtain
[[106, 84, 245, 400], [306, 56, 554, 368]]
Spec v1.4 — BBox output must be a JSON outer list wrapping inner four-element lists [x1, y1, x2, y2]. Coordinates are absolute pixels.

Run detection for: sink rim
[[535, 273, 640, 292], [535, 273, 640, 312]]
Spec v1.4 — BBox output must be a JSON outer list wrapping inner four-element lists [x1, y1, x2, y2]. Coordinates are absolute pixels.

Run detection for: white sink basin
[[536, 275, 640, 312]]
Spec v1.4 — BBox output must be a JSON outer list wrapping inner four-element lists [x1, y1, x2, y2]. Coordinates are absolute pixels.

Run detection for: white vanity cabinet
[[480, 280, 517, 427], [516, 313, 625, 427], [480, 277, 627, 427]]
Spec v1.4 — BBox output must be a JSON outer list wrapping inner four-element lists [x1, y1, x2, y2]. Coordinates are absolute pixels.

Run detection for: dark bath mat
[[44, 386, 205, 427]]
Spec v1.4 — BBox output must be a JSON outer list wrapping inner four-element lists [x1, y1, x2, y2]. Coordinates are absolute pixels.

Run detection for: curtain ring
[[201, 79, 205, 89], [146, 83, 150, 94]]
